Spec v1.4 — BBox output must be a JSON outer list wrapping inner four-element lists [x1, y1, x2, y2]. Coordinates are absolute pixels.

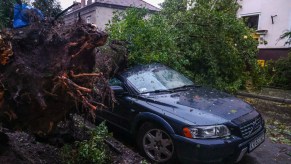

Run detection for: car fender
[[131, 112, 175, 136]]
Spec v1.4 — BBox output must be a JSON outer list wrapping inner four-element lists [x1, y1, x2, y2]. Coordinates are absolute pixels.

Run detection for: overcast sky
[[58, 0, 165, 9]]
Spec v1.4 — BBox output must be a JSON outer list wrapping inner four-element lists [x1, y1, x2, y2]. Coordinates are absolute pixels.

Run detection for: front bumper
[[173, 128, 266, 163]]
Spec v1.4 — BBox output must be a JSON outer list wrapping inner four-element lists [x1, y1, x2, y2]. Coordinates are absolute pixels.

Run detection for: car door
[[100, 77, 138, 132]]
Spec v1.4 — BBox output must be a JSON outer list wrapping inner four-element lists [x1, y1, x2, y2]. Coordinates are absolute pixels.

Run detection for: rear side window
[[109, 78, 123, 86]]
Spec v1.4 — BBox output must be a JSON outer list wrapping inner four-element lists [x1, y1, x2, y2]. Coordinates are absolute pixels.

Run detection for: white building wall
[[237, 0, 291, 48], [237, 0, 262, 16], [95, 7, 121, 30], [64, 7, 122, 30]]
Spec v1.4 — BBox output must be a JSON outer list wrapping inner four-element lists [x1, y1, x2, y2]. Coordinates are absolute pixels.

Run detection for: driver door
[[101, 78, 137, 131]]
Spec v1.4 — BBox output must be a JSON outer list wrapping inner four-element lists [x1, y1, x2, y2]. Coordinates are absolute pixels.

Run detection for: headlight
[[183, 125, 230, 139]]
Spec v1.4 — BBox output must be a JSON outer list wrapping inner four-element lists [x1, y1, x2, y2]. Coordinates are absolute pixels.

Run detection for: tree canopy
[[0, 0, 17, 28], [32, 0, 62, 18], [108, 0, 260, 92], [0, 0, 62, 29], [280, 30, 291, 45]]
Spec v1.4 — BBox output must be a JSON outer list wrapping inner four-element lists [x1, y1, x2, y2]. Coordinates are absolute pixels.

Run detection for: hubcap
[[143, 129, 174, 162]]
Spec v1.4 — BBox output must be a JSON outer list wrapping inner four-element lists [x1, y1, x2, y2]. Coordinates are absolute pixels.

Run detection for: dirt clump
[[0, 19, 127, 135]]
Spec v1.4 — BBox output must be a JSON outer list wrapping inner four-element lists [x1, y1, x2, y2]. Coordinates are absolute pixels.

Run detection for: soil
[[106, 137, 144, 164], [0, 130, 60, 164], [0, 115, 144, 164], [0, 22, 127, 134]]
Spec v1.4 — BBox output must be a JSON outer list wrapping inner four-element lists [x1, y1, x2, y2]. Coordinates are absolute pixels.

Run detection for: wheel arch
[[131, 112, 175, 138]]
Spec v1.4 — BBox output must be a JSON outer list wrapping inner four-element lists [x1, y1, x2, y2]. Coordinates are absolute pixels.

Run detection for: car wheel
[[137, 123, 175, 163]]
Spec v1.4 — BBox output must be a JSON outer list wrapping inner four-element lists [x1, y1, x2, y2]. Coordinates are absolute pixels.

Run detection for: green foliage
[[107, 9, 181, 68], [107, 0, 260, 92], [32, 0, 62, 17], [166, 0, 259, 92], [266, 55, 291, 89], [160, 0, 187, 18], [0, 0, 17, 28], [61, 122, 111, 164]]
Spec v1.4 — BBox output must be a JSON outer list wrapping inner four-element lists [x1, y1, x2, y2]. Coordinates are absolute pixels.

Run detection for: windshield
[[126, 65, 194, 93]]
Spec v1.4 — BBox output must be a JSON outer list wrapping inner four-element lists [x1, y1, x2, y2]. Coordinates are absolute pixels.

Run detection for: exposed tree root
[[0, 19, 128, 134]]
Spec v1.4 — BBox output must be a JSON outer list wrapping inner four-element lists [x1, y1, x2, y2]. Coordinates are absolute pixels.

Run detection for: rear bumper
[[173, 128, 266, 163]]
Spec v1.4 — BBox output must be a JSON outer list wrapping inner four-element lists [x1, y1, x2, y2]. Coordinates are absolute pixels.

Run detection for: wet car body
[[97, 63, 265, 163]]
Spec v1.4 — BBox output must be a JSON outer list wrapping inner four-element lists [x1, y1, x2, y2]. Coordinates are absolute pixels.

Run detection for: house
[[237, 0, 291, 61], [64, 0, 160, 30]]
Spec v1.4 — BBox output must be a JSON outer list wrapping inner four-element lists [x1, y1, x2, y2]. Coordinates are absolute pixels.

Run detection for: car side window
[[109, 78, 123, 86]]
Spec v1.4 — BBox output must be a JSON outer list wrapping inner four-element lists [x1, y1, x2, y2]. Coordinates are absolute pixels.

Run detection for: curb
[[236, 92, 291, 104]]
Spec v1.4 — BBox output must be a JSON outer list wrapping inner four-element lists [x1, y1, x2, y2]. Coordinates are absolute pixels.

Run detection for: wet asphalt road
[[238, 137, 291, 164]]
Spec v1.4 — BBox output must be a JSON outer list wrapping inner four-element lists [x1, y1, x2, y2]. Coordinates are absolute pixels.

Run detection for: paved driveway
[[238, 94, 291, 164], [238, 137, 291, 164]]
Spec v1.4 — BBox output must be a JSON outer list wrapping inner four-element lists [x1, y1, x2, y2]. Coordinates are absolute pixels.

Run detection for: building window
[[86, 16, 91, 24], [243, 15, 259, 29]]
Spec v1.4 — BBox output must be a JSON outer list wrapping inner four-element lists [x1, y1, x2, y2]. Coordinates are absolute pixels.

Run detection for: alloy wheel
[[142, 129, 174, 163]]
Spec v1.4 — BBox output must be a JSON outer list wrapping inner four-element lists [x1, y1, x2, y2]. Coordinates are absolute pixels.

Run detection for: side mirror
[[110, 86, 126, 95]]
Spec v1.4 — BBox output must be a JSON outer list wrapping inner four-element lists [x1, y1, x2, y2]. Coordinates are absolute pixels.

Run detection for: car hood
[[141, 87, 254, 125]]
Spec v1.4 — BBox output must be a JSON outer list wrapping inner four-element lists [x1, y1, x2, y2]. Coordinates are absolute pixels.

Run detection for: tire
[[137, 122, 176, 163]]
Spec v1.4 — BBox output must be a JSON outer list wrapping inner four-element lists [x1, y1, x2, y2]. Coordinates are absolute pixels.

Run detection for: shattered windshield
[[126, 65, 194, 93]]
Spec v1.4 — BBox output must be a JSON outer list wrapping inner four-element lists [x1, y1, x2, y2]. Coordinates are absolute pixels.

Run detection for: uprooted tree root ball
[[0, 21, 128, 135]]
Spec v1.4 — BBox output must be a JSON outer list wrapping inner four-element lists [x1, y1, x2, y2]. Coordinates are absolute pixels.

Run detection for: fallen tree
[[0, 19, 127, 135]]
